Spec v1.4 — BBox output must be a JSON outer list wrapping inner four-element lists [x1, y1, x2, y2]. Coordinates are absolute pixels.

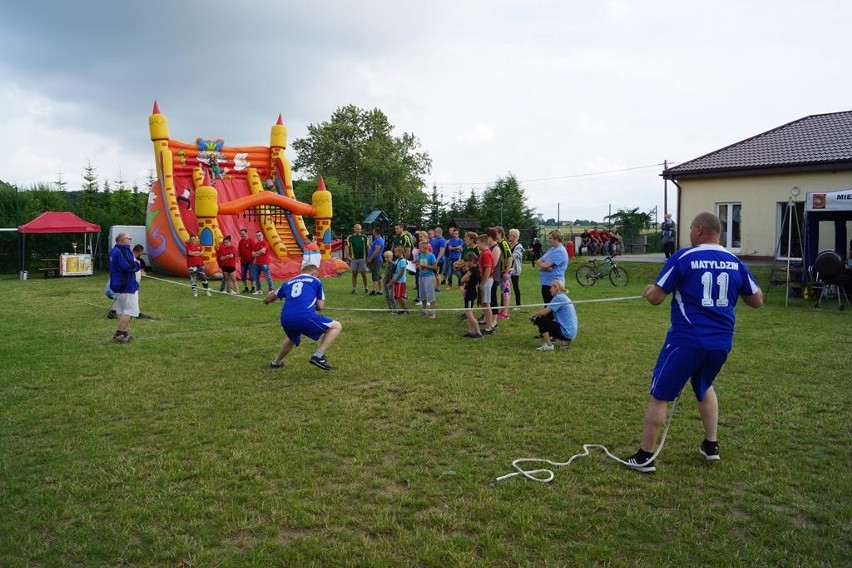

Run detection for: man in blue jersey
[[263, 264, 342, 371], [625, 212, 763, 473]]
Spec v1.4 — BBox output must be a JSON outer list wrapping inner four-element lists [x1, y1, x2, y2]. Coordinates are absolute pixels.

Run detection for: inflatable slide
[[145, 101, 347, 279]]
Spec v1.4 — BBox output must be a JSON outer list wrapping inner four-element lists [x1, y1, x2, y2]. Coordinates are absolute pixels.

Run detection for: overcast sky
[[0, 0, 848, 223]]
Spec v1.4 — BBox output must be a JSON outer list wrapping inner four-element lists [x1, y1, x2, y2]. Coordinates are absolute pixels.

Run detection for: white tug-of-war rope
[[140, 275, 663, 483], [140, 275, 643, 311], [491, 396, 681, 485]]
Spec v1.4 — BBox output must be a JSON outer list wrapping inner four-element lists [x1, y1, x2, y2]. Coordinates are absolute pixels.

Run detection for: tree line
[[0, 166, 150, 272]]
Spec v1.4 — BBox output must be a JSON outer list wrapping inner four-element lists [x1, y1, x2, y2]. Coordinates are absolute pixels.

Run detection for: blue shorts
[[649, 344, 729, 402], [281, 314, 334, 346]]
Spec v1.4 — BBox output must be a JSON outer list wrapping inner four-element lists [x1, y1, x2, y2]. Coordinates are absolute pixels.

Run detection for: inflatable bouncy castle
[[146, 101, 347, 279]]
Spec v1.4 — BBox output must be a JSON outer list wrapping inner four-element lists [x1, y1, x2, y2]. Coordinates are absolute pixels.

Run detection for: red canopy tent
[[18, 212, 101, 274], [18, 211, 101, 234]]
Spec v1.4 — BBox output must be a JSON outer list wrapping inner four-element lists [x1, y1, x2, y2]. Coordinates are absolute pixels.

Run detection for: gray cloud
[[1, 0, 850, 221]]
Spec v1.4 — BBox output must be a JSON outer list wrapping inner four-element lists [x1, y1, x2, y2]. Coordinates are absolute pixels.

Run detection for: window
[[715, 203, 741, 252]]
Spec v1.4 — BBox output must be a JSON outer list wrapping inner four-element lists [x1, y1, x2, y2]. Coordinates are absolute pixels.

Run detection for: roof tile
[[665, 110, 852, 178]]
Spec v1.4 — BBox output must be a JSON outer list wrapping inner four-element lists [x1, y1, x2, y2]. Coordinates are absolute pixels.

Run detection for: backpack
[[104, 279, 116, 300], [511, 242, 525, 271], [499, 239, 512, 273]]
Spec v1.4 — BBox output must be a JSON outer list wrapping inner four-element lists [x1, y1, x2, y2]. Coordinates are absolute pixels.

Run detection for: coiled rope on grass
[[490, 396, 681, 485]]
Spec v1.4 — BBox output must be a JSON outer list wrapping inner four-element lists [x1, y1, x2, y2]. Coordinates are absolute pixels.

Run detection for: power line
[[429, 162, 672, 188]]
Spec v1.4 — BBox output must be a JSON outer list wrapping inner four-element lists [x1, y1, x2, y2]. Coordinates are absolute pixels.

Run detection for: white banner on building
[[805, 189, 852, 212]]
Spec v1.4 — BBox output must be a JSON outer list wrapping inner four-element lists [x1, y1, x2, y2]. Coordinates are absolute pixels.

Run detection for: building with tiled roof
[[661, 111, 852, 259]]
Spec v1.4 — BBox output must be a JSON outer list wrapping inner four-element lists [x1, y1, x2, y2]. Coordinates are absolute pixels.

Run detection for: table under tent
[[18, 212, 101, 278]]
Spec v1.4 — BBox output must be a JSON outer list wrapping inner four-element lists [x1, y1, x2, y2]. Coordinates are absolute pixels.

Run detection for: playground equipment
[[146, 101, 347, 279]]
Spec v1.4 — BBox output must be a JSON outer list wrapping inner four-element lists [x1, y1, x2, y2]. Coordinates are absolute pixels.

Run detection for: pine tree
[[78, 161, 99, 220], [55, 169, 68, 191]]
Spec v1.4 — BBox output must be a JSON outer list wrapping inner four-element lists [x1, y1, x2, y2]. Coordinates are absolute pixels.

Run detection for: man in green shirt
[[390, 223, 412, 260], [347, 223, 370, 294]]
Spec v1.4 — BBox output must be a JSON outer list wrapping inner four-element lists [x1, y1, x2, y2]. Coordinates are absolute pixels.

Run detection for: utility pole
[[663, 159, 668, 216], [651, 205, 658, 247]]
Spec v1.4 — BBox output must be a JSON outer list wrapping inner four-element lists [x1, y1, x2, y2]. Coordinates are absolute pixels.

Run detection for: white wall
[[108, 225, 148, 263]]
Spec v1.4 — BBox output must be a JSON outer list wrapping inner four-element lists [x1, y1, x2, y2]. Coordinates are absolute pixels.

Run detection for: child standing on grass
[[417, 240, 438, 319], [455, 232, 478, 309], [390, 245, 409, 315], [461, 252, 482, 338], [382, 250, 397, 312], [476, 234, 496, 334]]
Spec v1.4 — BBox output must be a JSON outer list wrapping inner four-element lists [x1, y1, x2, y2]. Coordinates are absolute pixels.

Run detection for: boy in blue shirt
[[381, 250, 397, 312], [263, 264, 343, 371], [625, 212, 763, 473], [416, 240, 438, 318], [390, 245, 409, 314]]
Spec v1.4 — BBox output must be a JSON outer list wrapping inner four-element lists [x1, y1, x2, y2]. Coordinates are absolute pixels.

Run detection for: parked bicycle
[[575, 256, 629, 287]]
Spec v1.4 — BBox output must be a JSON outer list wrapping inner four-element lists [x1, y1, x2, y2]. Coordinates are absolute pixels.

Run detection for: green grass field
[[1, 261, 849, 567]]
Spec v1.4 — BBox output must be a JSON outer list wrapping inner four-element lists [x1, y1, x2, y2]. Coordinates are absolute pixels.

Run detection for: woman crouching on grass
[[529, 281, 578, 351]]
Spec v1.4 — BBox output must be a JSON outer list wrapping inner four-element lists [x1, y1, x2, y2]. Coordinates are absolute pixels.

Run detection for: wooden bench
[[39, 258, 60, 278], [624, 244, 651, 254]]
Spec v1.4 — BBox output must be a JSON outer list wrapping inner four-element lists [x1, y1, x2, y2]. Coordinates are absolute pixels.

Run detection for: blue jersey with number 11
[[277, 274, 325, 322], [655, 244, 760, 350]]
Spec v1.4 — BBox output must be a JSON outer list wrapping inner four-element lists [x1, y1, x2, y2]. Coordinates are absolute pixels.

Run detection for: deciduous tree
[[292, 105, 431, 227]]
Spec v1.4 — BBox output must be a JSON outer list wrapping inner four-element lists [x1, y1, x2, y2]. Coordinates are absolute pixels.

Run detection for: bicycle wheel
[[576, 265, 597, 287], [609, 266, 629, 287]]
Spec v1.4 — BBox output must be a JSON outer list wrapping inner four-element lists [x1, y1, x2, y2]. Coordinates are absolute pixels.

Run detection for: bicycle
[[575, 256, 629, 287]]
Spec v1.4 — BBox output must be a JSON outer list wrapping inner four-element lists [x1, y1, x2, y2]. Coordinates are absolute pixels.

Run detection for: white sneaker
[[536, 343, 554, 351], [193, 291, 198, 298], [206, 290, 212, 297]]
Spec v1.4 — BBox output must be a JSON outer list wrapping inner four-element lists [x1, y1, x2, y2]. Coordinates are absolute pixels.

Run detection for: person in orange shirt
[[237, 228, 256, 294], [252, 230, 274, 294], [216, 235, 239, 295], [186, 234, 211, 297]]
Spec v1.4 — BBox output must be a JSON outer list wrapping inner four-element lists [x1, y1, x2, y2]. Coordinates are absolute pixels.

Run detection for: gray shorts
[[480, 278, 494, 304], [115, 292, 140, 317], [350, 258, 368, 273], [418, 275, 436, 303], [370, 258, 383, 281]]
